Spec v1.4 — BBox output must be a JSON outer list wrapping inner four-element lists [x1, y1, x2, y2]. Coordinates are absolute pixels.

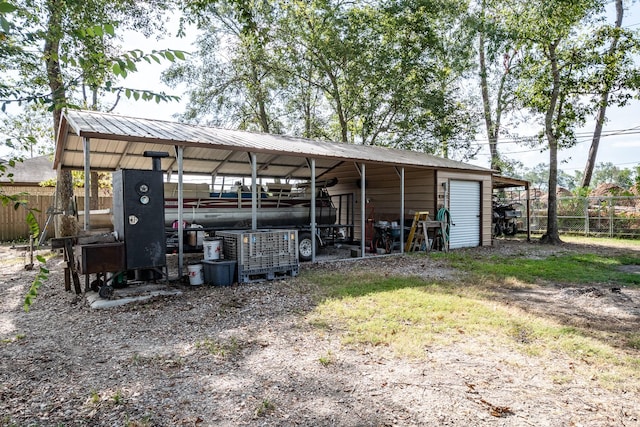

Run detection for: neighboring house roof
[[0, 155, 56, 185], [55, 110, 492, 179]]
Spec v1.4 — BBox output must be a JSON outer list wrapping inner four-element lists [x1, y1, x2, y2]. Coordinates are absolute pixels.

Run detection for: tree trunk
[[249, 63, 270, 133], [332, 81, 348, 143], [542, 135, 562, 244], [478, 3, 500, 172], [44, 0, 74, 237], [580, 0, 623, 188], [541, 41, 562, 245], [90, 171, 99, 210]]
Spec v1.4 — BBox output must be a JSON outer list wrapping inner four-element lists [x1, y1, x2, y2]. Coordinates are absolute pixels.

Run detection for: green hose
[[436, 207, 451, 245]]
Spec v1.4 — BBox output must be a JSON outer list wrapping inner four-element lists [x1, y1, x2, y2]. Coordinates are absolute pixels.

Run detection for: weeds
[[1, 334, 25, 344], [112, 389, 125, 405], [196, 336, 241, 357], [626, 335, 640, 350], [318, 351, 334, 366], [125, 415, 153, 427], [131, 353, 185, 368], [255, 399, 275, 417]]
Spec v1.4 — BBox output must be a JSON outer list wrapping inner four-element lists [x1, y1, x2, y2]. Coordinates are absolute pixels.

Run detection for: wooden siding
[[326, 163, 436, 241]]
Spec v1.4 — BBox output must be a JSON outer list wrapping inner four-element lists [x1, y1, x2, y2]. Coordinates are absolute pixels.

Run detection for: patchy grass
[[318, 350, 335, 367], [560, 235, 640, 249], [255, 399, 276, 417], [437, 252, 640, 287], [305, 266, 640, 390], [1, 334, 25, 344], [195, 336, 242, 358]]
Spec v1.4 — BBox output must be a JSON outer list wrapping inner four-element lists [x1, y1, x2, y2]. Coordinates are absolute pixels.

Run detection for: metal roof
[[55, 110, 492, 179], [492, 174, 530, 189]]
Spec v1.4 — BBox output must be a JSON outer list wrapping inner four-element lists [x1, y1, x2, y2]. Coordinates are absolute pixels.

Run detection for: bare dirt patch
[[1, 239, 639, 426]]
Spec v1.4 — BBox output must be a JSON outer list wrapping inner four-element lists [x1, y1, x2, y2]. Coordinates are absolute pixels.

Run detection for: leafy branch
[[0, 192, 45, 311]]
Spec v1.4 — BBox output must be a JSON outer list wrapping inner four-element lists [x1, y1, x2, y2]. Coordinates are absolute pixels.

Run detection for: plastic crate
[[203, 260, 237, 286], [215, 229, 298, 268]]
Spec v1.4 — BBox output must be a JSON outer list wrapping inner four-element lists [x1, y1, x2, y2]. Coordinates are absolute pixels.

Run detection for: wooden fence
[[0, 193, 112, 242]]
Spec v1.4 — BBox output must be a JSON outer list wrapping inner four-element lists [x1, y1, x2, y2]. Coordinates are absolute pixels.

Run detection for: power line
[[469, 125, 640, 147]]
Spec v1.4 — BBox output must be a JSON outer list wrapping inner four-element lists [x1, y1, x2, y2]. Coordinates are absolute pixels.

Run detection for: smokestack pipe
[[143, 151, 169, 172]]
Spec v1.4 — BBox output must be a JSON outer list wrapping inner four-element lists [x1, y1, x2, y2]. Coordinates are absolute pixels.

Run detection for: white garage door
[[449, 180, 481, 249]]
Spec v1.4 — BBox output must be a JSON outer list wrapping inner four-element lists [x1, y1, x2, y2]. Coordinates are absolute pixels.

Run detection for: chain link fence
[[500, 191, 640, 238]]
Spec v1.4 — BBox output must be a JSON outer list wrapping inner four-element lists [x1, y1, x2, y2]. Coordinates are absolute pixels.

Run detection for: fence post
[[609, 197, 614, 238], [584, 197, 589, 236]]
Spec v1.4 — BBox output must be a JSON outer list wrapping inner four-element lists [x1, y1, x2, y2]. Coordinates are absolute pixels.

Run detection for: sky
[[113, 3, 640, 179]]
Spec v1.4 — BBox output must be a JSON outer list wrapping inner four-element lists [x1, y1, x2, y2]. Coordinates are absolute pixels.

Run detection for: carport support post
[[310, 158, 316, 262], [526, 184, 531, 242], [250, 152, 257, 230], [83, 137, 91, 231], [400, 167, 405, 253], [177, 145, 185, 278], [360, 163, 366, 258]]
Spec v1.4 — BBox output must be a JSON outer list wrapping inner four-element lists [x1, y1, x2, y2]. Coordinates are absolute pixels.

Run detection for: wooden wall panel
[[326, 163, 436, 241]]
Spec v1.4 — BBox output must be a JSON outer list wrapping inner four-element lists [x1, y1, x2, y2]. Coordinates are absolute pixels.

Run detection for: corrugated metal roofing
[[55, 110, 492, 179]]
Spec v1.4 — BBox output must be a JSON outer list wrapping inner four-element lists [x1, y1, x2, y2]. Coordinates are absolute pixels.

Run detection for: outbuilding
[[54, 110, 494, 272]]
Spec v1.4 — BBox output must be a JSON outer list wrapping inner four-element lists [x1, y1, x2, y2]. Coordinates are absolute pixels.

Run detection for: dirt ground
[[1, 239, 639, 426]]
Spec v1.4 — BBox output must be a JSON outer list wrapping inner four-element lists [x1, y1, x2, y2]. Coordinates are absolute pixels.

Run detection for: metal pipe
[[251, 152, 257, 230], [83, 137, 91, 231], [177, 146, 184, 278], [360, 163, 366, 258], [310, 158, 316, 262], [400, 167, 405, 254]]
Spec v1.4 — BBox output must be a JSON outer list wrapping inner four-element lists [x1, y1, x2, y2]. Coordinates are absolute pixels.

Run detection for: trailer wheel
[[298, 232, 317, 262]]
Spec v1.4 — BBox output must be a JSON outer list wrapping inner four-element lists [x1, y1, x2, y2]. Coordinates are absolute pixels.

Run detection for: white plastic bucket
[[203, 239, 222, 261], [187, 264, 204, 286]]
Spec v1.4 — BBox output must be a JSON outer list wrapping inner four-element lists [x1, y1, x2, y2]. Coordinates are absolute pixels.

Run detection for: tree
[[1, 0, 184, 309], [580, 0, 640, 188], [476, 0, 521, 172], [166, 0, 280, 133], [512, 0, 606, 244], [174, 0, 480, 158], [592, 162, 634, 188], [391, 0, 479, 159], [3, 0, 183, 236]]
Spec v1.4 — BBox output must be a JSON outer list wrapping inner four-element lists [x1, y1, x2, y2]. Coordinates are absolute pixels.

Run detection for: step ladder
[[405, 211, 430, 252]]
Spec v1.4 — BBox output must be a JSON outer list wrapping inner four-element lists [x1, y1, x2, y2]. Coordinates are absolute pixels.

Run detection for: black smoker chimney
[[144, 151, 169, 171]]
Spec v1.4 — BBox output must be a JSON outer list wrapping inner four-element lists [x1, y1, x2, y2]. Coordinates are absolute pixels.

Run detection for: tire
[[90, 275, 103, 292], [298, 232, 317, 262], [374, 236, 391, 254], [505, 222, 517, 236]]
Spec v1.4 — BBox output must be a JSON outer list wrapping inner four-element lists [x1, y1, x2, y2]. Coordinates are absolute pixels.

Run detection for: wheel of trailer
[[298, 232, 317, 262]]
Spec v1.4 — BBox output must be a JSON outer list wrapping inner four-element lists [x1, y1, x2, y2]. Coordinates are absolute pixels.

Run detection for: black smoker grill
[[112, 151, 169, 280]]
